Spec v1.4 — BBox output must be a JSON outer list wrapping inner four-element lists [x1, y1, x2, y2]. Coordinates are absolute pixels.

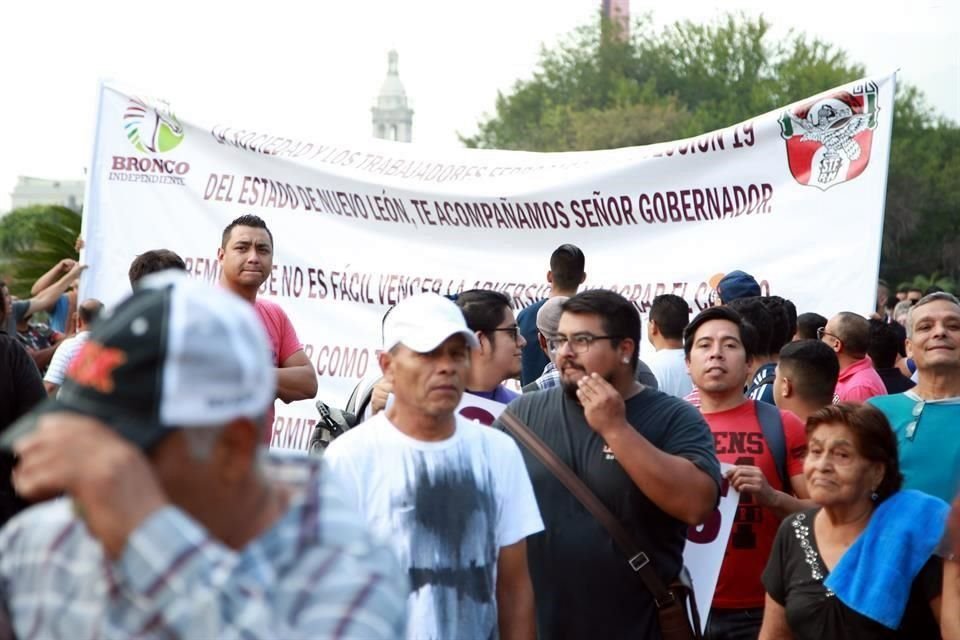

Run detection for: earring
[[870, 491, 879, 501]]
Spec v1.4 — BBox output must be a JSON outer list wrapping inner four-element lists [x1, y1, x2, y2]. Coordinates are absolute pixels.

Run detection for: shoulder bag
[[499, 410, 702, 640]]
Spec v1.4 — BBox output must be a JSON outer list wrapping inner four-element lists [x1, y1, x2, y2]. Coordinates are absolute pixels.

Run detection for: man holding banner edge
[[217, 214, 317, 446], [684, 305, 812, 640]]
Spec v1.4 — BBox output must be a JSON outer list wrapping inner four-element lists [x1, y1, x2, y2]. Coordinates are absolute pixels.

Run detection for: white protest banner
[[79, 74, 894, 450], [457, 393, 508, 426], [684, 464, 739, 633]]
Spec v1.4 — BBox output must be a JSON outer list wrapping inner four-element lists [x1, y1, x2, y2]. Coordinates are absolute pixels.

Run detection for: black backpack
[[753, 400, 788, 491], [307, 378, 377, 454]]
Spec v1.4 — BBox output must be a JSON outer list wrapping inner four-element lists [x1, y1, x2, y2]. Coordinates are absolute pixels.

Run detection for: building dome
[[372, 50, 413, 142], [377, 51, 408, 109]]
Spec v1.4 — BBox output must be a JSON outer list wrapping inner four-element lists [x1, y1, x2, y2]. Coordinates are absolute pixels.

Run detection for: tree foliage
[[462, 13, 959, 288], [0, 205, 81, 296]]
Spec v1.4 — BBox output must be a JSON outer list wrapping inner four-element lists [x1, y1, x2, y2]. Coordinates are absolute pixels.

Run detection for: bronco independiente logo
[[123, 96, 184, 153]]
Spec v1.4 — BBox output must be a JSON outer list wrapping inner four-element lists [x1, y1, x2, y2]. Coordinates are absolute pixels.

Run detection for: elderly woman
[[759, 403, 950, 639]]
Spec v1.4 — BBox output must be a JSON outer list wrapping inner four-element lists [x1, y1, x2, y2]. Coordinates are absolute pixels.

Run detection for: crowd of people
[[1, 220, 958, 640]]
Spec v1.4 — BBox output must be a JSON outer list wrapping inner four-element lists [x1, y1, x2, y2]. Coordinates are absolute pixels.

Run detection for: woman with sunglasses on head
[[759, 403, 952, 639]]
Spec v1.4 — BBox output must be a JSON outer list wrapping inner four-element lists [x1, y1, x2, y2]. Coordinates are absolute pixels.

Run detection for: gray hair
[[906, 292, 960, 339], [893, 300, 913, 324]]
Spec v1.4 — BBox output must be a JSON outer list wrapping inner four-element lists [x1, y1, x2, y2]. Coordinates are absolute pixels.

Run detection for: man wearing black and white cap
[[0, 272, 406, 639], [324, 292, 544, 640]]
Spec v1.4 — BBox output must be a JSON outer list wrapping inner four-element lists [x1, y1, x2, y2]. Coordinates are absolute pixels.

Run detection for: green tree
[[882, 86, 960, 285], [463, 14, 865, 149], [897, 272, 957, 294], [463, 12, 959, 288], [0, 205, 81, 296], [462, 16, 704, 151]]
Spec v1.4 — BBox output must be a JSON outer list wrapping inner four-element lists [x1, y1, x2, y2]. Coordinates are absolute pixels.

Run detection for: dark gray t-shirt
[[4, 300, 30, 335], [495, 386, 720, 640]]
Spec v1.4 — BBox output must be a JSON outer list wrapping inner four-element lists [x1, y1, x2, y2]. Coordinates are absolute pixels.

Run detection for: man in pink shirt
[[819, 311, 886, 402], [218, 215, 317, 445]]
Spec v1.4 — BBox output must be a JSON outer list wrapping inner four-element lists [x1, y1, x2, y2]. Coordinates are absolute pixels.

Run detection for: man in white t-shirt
[[42, 298, 103, 397], [645, 293, 693, 398], [324, 293, 543, 640]]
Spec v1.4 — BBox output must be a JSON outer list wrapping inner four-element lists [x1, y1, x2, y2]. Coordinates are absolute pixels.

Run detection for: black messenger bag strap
[[499, 410, 676, 608]]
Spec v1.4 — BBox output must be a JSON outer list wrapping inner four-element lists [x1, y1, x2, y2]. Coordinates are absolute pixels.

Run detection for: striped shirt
[[0, 455, 407, 639], [43, 330, 90, 388]]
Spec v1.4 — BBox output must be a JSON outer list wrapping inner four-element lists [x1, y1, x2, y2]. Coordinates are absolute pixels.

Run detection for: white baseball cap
[[383, 293, 479, 353]]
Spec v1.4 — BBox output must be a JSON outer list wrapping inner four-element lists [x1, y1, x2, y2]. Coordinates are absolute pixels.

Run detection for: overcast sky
[[1, 0, 957, 212]]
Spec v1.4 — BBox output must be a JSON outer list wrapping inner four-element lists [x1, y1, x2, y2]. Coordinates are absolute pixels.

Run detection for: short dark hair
[[867, 319, 903, 368], [128, 249, 186, 287], [806, 403, 903, 502], [683, 305, 757, 361], [796, 312, 827, 340], [77, 299, 103, 327], [778, 340, 839, 407], [760, 296, 791, 355], [456, 289, 511, 343], [907, 287, 923, 295], [727, 297, 772, 357], [781, 298, 798, 340], [221, 214, 274, 249], [549, 244, 586, 291], [834, 312, 870, 357], [649, 294, 689, 341], [562, 290, 640, 368]]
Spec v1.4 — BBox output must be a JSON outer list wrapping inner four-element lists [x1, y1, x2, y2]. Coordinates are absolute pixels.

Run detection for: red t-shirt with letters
[[702, 400, 806, 609]]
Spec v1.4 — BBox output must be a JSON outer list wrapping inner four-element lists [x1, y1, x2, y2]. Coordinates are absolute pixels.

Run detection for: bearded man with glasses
[[493, 289, 721, 639]]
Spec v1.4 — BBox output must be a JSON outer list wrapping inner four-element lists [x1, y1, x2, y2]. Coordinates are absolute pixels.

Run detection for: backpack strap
[[753, 400, 788, 492], [757, 372, 776, 388]]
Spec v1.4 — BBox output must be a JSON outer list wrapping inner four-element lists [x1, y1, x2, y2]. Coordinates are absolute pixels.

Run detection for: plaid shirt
[[532, 362, 561, 390], [0, 456, 407, 639]]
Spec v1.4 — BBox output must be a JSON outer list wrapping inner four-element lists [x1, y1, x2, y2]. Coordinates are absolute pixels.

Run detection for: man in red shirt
[[218, 215, 317, 446], [819, 311, 887, 403], [684, 306, 812, 640]]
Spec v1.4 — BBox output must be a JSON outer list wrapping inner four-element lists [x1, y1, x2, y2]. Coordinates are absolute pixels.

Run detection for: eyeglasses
[[547, 334, 619, 354], [816, 327, 841, 343], [905, 399, 925, 440], [491, 326, 521, 342]]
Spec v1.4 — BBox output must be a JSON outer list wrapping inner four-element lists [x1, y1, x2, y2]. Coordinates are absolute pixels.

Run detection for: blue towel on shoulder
[[823, 489, 948, 629]]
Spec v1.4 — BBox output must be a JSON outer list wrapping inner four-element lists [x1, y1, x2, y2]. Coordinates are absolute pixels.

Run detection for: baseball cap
[[383, 293, 479, 353], [535, 296, 569, 337], [1, 271, 275, 451], [717, 270, 761, 304]]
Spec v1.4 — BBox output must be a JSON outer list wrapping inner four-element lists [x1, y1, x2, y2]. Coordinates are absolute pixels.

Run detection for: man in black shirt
[[495, 290, 721, 639], [0, 282, 45, 525], [867, 319, 915, 394]]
